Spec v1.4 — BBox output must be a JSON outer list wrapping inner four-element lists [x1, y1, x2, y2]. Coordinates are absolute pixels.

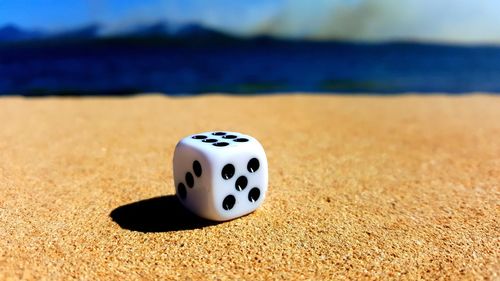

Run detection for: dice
[[173, 131, 268, 221]]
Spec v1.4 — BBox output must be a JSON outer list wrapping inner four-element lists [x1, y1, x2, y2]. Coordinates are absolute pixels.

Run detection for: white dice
[[173, 131, 268, 221]]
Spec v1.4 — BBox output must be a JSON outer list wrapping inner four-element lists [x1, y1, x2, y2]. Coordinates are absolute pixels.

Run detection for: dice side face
[[173, 142, 218, 220], [210, 142, 268, 221], [174, 131, 268, 221]]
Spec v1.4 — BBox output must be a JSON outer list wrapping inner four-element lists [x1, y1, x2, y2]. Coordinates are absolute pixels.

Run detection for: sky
[[1, 0, 500, 44]]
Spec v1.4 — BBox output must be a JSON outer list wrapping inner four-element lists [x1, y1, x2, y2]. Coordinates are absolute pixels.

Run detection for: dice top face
[[173, 131, 268, 221], [186, 131, 253, 150]]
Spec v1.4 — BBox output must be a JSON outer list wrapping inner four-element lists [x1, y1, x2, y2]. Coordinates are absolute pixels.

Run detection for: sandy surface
[[0, 94, 499, 280]]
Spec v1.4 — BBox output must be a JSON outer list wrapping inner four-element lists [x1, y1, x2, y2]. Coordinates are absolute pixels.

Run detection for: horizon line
[[2, 22, 500, 47]]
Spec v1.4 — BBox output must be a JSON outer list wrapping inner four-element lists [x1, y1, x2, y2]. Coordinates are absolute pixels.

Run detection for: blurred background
[[1, 0, 500, 95]]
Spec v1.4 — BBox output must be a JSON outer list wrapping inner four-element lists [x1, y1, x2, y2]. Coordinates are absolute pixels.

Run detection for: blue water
[[1, 39, 500, 95]]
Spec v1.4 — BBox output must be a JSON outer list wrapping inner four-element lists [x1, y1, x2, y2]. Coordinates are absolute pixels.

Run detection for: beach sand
[[0, 94, 498, 280]]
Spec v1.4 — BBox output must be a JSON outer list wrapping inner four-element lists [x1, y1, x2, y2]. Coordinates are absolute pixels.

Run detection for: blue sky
[[0, 0, 162, 30], [1, 0, 500, 43]]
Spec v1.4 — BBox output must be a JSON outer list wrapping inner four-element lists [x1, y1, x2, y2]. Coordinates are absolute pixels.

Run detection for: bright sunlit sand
[[0, 94, 498, 280]]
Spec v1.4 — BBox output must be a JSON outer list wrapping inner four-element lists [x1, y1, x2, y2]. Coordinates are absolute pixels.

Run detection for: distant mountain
[[0, 24, 43, 42], [173, 23, 231, 39], [110, 21, 231, 39], [0, 21, 236, 44], [51, 24, 101, 40]]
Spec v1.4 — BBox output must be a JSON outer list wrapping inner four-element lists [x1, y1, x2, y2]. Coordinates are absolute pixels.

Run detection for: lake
[[1, 39, 500, 95]]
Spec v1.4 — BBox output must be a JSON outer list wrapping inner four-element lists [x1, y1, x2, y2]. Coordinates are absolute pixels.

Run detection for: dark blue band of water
[[1, 39, 500, 95]]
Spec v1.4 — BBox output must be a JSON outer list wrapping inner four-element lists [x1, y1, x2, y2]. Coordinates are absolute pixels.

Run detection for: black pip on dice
[[173, 131, 268, 221]]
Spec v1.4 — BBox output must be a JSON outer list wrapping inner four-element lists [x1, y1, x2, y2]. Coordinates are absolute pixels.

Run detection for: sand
[[0, 94, 498, 280]]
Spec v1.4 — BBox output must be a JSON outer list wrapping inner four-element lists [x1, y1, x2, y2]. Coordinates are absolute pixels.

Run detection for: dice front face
[[173, 131, 268, 221]]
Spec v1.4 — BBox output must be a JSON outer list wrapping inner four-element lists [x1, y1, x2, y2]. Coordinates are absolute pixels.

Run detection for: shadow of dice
[[173, 131, 268, 221]]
